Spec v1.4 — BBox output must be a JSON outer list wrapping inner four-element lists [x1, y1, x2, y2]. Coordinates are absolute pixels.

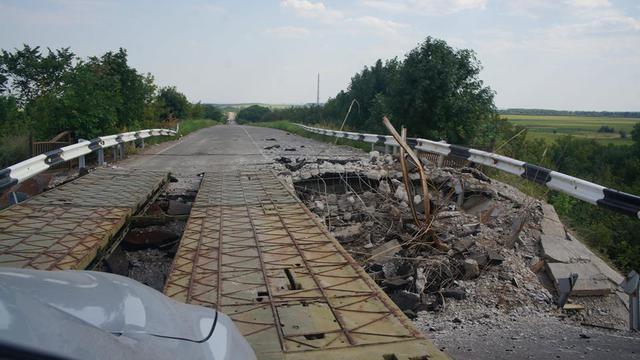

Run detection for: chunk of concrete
[[541, 203, 566, 237], [371, 239, 401, 262], [453, 238, 475, 253], [547, 262, 612, 296], [463, 259, 480, 279]]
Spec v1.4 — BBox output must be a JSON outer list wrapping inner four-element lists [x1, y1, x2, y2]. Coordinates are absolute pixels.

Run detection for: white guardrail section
[[0, 128, 176, 192], [297, 124, 640, 219]]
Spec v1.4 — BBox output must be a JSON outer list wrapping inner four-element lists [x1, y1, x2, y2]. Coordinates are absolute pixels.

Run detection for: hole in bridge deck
[[93, 174, 202, 292]]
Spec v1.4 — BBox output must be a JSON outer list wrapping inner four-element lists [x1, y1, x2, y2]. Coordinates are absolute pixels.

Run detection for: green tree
[[157, 86, 189, 120], [389, 37, 496, 144], [237, 105, 270, 122], [202, 104, 223, 121], [0, 45, 74, 106]]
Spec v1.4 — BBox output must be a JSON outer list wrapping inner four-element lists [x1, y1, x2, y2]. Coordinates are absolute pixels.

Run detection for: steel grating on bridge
[[0, 168, 167, 270], [164, 171, 447, 360]]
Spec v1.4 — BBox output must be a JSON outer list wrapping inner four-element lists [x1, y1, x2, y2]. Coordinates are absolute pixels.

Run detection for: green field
[[502, 114, 640, 145]]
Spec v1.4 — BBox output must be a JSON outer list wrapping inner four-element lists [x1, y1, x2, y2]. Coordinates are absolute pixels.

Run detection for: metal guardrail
[[0, 128, 176, 193], [297, 124, 640, 220]]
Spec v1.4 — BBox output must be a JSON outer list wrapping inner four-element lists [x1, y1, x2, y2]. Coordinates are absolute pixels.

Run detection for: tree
[[157, 86, 189, 120], [631, 123, 640, 144], [389, 37, 496, 144], [202, 104, 223, 121], [237, 105, 270, 122], [0, 45, 74, 106]]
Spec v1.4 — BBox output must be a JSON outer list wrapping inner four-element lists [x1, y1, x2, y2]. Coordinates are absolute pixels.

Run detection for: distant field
[[502, 114, 640, 145]]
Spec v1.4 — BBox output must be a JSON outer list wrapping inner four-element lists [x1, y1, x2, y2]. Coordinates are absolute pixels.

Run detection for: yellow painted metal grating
[[164, 171, 447, 360], [0, 169, 167, 270]]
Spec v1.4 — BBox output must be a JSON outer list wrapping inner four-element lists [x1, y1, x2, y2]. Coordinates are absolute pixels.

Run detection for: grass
[[502, 114, 640, 145], [177, 118, 221, 136], [139, 118, 220, 147], [244, 120, 373, 152]]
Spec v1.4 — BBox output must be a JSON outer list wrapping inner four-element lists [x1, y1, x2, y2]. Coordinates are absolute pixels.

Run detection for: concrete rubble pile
[[275, 150, 630, 331]]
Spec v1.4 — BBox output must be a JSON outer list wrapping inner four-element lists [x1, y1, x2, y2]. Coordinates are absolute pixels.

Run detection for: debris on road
[[276, 148, 629, 332]]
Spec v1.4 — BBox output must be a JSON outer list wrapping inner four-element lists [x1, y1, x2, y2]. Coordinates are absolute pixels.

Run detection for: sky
[[0, 0, 639, 111]]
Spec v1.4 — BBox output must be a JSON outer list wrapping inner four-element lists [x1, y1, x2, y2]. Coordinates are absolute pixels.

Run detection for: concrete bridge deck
[[0, 168, 167, 270], [163, 170, 446, 360]]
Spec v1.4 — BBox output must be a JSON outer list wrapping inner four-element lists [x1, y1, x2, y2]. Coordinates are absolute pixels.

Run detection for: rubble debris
[[487, 250, 505, 266], [453, 238, 475, 253], [264, 144, 281, 150], [284, 149, 627, 332], [463, 259, 480, 279], [441, 288, 466, 300], [123, 226, 180, 249], [105, 246, 129, 276], [167, 199, 192, 215]]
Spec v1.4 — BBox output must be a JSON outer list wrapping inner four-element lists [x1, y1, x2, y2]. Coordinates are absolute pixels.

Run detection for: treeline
[[499, 108, 640, 118], [0, 45, 223, 167], [239, 37, 500, 147]]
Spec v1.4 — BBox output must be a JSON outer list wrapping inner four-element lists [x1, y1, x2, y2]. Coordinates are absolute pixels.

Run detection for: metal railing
[[296, 123, 640, 220], [0, 128, 176, 193]]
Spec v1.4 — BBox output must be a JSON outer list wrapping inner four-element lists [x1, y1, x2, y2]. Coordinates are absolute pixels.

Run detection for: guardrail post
[[140, 138, 145, 149], [119, 143, 125, 160], [112, 146, 118, 163], [621, 270, 640, 331], [77, 139, 86, 170], [98, 148, 105, 166]]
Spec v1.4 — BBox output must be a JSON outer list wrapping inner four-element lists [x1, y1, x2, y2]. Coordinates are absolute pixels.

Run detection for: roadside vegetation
[[0, 45, 223, 168], [237, 36, 640, 273]]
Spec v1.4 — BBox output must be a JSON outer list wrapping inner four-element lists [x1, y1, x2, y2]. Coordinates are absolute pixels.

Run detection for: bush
[[0, 135, 29, 168], [237, 105, 270, 122]]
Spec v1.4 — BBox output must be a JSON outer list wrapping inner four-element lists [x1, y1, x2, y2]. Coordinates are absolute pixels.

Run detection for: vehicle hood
[[0, 268, 215, 341]]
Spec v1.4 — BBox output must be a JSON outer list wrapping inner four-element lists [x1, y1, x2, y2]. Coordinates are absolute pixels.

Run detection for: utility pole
[[316, 73, 320, 106]]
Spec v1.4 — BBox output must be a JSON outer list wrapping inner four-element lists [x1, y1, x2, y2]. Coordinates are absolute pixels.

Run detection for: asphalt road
[[123, 123, 363, 173]]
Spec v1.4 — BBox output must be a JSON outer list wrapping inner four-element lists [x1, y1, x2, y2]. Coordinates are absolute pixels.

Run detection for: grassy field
[[502, 114, 640, 145]]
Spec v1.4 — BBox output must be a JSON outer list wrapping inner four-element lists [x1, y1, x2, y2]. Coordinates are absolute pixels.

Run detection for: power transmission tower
[[316, 73, 320, 105]]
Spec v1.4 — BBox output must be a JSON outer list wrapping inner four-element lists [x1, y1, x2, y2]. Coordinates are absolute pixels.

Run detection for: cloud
[[280, 0, 343, 22], [361, 0, 487, 15], [350, 16, 408, 34], [280, 0, 409, 36], [265, 26, 311, 38], [567, 0, 610, 8]]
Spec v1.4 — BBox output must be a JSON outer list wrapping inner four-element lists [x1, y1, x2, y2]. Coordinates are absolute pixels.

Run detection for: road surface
[[123, 123, 363, 173]]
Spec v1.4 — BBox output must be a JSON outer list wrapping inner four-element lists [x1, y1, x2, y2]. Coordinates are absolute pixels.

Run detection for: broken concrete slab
[[540, 234, 590, 263], [547, 262, 612, 296], [453, 238, 475, 253], [331, 223, 362, 242], [441, 288, 466, 300], [463, 259, 480, 279], [487, 249, 505, 266], [371, 239, 401, 262], [541, 203, 566, 238], [506, 214, 526, 248]]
